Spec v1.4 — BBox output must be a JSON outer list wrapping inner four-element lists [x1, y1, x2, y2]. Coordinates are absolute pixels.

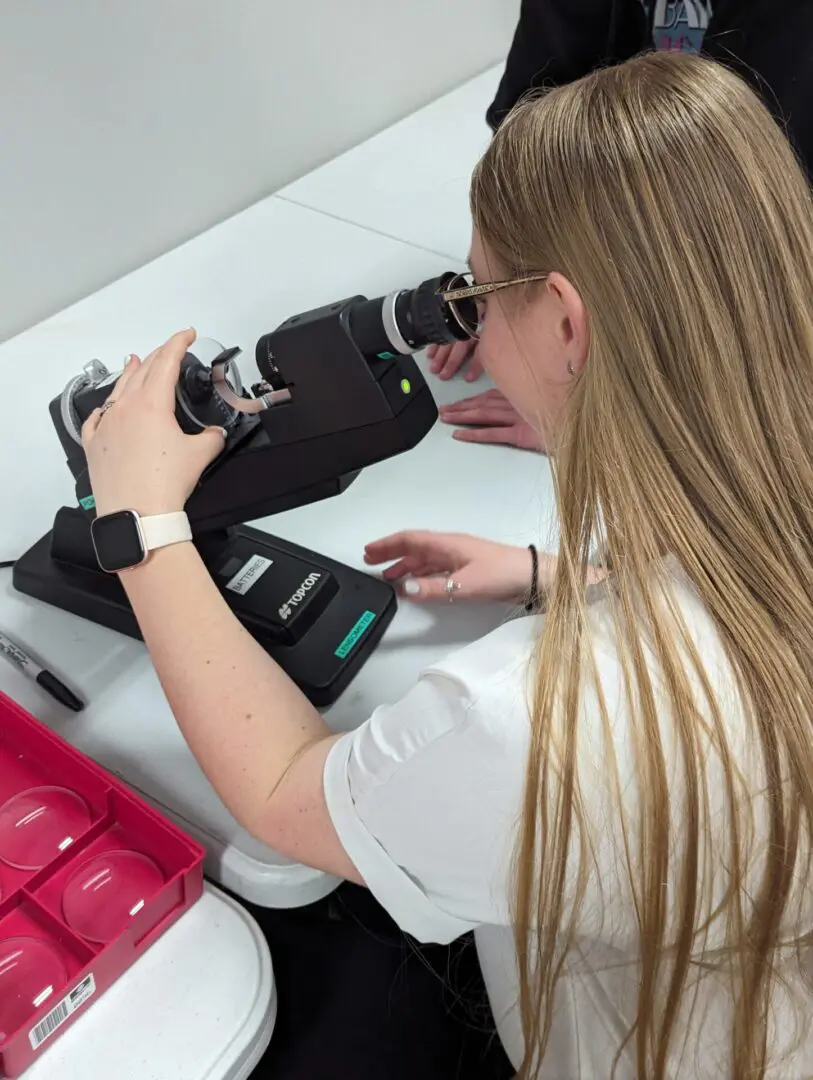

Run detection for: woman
[[83, 52, 813, 1078]]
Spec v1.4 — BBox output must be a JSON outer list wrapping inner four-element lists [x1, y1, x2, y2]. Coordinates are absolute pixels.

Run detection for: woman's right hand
[[364, 531, 556, 604]]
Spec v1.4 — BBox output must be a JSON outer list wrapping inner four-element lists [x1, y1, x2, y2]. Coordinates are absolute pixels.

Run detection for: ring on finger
[[445, 575, 461, 603]]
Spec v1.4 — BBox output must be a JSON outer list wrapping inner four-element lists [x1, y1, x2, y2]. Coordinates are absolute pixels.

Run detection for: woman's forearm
[[119, 542, 332, 834]]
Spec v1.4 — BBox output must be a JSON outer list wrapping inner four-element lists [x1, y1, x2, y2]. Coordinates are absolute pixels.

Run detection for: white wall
[[0, 1, 516, 343]]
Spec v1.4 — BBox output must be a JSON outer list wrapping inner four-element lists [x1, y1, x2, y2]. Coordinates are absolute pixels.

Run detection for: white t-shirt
[[323, 568, 813, 1078]]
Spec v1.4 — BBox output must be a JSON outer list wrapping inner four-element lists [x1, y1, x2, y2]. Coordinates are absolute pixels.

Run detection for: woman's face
[[468, 230, 589, 445]]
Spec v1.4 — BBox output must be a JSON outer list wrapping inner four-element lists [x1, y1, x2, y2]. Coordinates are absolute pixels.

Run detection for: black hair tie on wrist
[[526, 544, 540, 612]]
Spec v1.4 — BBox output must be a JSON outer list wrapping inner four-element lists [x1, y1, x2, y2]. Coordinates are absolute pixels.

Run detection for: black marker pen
[[0, 630, 84, 711]]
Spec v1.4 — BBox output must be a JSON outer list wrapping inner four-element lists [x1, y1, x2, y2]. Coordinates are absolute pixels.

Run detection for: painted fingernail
[[404, 580, 420, 596]]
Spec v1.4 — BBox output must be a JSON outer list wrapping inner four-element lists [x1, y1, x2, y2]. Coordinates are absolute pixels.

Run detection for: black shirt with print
[[486, 0, 813, 178]]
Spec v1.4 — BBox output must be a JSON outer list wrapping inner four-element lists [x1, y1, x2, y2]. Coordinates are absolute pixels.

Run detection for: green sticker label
[[335, 609, 376, 659], [79, 494, 96, 511]]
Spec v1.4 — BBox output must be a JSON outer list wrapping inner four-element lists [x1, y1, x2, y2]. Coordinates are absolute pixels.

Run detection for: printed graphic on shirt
[[642, 1, 713, 52]]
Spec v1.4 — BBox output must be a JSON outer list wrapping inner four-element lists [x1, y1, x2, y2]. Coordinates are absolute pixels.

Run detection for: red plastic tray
[[0, 691, 204, 1076]]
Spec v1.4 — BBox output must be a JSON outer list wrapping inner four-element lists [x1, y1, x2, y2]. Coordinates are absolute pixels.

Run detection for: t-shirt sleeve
[[324, 578, 747, 963], [323, 668, 526, 944], [321, 607, 653, 951]]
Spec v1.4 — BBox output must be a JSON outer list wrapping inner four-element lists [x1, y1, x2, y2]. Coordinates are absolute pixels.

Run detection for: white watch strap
[[139, 511, 192, 553]]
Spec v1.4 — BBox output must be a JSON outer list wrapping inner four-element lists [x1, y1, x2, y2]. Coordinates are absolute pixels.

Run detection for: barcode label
[[29, 974, 96, 1050], [29, 1001, 68, 1047]]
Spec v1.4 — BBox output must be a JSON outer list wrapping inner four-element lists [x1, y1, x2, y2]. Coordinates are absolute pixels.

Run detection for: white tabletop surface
[[0, 114, 555, 909], [278, 66, 502, 262], [26, 885, 275, 1080]]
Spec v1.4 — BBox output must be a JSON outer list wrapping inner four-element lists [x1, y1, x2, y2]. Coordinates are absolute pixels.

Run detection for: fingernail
[[404, 580, 420, 596], [123, 354, 132, 365]]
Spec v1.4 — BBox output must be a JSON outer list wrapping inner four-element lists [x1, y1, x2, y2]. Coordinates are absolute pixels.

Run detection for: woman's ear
[[546, 272, 589, 376]]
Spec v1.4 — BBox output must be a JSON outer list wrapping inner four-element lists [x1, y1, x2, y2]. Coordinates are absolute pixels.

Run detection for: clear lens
[[0, 937, 68, 1041], [62, 849, 165, 943], [445, 274, 481, 338], [0, 787, 91, 870]]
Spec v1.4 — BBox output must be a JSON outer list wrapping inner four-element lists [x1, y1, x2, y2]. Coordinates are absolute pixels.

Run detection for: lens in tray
[[0, 787, 91, 871], [62, 850, 165, 944], [0, 936, 68, 1042]]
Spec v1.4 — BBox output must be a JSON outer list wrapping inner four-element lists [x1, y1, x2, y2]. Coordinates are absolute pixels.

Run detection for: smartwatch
[[90, 510, 192, 573]]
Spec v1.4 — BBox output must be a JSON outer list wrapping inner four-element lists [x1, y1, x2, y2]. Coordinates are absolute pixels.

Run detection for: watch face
[[90, 511, 146, 573]]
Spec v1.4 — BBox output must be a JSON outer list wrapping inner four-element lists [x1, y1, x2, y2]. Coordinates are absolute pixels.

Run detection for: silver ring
[[98, 399, 116, 418], [445, 575, 461, 603]]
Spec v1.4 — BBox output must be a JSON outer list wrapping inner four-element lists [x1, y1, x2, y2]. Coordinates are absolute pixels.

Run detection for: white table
[[26, 885, 275, 1080], [278, 66, 502, 262], [0, 82, 555, 909]]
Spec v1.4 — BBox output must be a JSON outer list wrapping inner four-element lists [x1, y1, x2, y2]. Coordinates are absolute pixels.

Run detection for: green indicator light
[[400, 378, 411, 395]]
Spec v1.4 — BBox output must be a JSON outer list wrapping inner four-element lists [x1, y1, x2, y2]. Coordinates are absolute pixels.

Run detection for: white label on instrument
[[225, 554, 273, 595], [29, 974, 96, 1049]]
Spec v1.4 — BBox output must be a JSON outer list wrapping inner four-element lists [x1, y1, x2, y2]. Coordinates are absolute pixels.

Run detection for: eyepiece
[[348, 271, 474, 360]]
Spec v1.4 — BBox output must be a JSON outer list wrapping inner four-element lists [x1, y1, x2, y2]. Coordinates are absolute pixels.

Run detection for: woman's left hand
[[364, 529, 547, 604], [82, 328, 226, 518]]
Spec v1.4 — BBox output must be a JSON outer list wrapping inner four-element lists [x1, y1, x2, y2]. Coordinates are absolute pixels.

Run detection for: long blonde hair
[[471, 52, 813, 1078]]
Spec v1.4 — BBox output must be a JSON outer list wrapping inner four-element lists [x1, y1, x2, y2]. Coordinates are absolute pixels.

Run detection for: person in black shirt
[[433, 0, 813, 451], [489, 0, 812, 153]]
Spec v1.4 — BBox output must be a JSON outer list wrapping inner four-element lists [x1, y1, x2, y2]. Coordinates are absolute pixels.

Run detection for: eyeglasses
[[438, 271, 549, 338]]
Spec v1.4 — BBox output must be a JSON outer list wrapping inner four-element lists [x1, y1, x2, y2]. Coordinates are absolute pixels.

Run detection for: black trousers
[[236, 882, 515, 1080]]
